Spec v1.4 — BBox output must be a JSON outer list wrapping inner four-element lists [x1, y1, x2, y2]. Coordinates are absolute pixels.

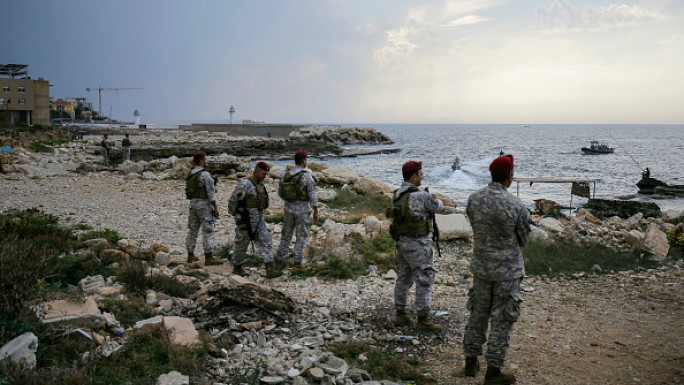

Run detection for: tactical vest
[[244, 178, 269, 210], [185, 170, 209, 200], [122, 138, 132, 147], [280, 170, 310, 201], [386, 186, 433, 241]]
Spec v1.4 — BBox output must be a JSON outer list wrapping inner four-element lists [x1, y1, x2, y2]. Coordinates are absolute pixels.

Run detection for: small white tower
[[229, 105, 236, 124], [134, 109, 141, 126]]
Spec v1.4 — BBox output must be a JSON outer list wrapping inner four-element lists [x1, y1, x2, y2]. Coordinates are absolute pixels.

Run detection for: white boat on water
[[581, 141, 614, 154]]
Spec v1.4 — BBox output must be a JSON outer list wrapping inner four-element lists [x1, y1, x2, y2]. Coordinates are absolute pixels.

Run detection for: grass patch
[[99, 297, 157, 327], [326, 188, 391, 217], [328, 342, 436, 384], [117, 261, 198, 298], [79, 228, 123, 245], [314, 257, 367, 280], [264, 212, 285, 224], [523, 238, 660, 276], [361, 234, 396, 273]]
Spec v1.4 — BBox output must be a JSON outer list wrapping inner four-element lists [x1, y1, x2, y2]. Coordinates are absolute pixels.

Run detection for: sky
[[3, 0, 684, 125]]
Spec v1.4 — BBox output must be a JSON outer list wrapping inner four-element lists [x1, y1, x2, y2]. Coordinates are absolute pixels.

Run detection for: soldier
[[390, 161, 443, 331], [275, 150, 318, 274], [462, 154, 531, 384], [101, 134, 113, 165], [228, 161, 281, 278], [185, 152, 223, 266], [122, 133, 132, 161]]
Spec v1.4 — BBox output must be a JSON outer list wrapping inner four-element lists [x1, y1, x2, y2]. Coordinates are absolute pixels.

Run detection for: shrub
[[117, 261, 198, 298], [79, 228, 123, 245], [99, 298, 156, 327], [264, 213, 285, 224], [361, 234, 396, 272], [314, 257, 367, 280], [326, 188, 391, 217], [523, 238, 659, 276]]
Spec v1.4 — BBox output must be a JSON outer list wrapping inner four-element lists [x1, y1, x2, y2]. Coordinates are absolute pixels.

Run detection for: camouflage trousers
[[463, 277, 523, 368], [185, 200, 215, 255], [233, 218, 274, 265], [394, 236, 435, 315], [102, 150, 110, 165], [275, 206, 311, 263], [123, 147, 131, 161]]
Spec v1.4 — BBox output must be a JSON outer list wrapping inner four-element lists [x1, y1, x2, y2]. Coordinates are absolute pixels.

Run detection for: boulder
[[99, 249, 127, 263], [83, 238, 110, 253], [624, 230, 645, 247], [663, 209, 683, 225], [157, 370, 189, 385], [162, 317, 199, 345], [364, 216, 382, 237], [317, 188, 337, 202], [435, 214, 472, 240], [640, 224, 670, 259], [320, 167, 359, 185], [0, 332, 39, 369], [41, 297, 104, 327], [539, 217, 564, 233], [351, 176, 394, 196], [529, 225, 549, 241], [584, 199, 661, 219], [435, 193, 458, 208], [118, 160, 145, 175]]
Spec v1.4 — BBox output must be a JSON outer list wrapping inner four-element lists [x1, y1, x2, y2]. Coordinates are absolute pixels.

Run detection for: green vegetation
[[667, 228, 684, 259], [99, 297, 157, 327], [523, 238, 660, 276], [117, 261, 198, 298], [326, 188, 391, 218], [80, 228, 123, 245], [28, 139, 70, 153], [328, 342, 436, 384], [314, 257, 367, 280], [264, 212, 285, 224], [361, 234, 396, 272]]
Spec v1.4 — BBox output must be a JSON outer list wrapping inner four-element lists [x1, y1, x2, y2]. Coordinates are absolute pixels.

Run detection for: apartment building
[[0, 64, 50, 126]]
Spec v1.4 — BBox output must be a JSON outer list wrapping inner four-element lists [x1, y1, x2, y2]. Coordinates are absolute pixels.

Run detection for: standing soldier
[[122, 133, 132, 161], [275, 150, 318, 274], [228, 161, 281, 278], [101, 134, 113, 165], [185, 152, 223, 266], [462, 154, 530, 384], [389, 161, 443, 331]]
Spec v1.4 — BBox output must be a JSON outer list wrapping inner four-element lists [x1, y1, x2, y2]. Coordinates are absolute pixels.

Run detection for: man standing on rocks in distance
[[390, 161, 443, 331], [228, 161, 281, 278], [185, 152, 223, 266], [101, 134, 113, 165], [275, 150, 318, 274], [463, 154, 530, 384], [122, 133, 132, 161]]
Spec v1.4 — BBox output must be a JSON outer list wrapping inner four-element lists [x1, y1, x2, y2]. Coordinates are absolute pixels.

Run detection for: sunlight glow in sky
[[4, 0, 683, 124]]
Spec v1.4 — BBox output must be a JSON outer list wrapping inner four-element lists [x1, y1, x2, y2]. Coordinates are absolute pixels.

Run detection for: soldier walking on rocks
[[275, 150, 318, 274], [462, 154, 531, 384], [185, 152, 223, 266], [100, 134, 113, 165], [390, 161, 443, 331], [122, 133, 132, 161], [228, 161, 281, 278]]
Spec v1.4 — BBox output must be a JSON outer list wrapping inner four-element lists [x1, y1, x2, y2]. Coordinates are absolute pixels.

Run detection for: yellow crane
[[85, 86, 143, 117]]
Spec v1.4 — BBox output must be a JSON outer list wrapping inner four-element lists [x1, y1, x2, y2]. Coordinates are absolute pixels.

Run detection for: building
[[50, 98, 76, 122], [0, 64, 50, 126]]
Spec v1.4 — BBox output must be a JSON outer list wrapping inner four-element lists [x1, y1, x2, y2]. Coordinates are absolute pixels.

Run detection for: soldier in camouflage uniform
[[185, 152, 223, 266], [390, 161, 444, 331], [101, 134, 113, 165], [275, 150, 318, 274], [228, 161, 281, 278], [463, 154, 531, 385]]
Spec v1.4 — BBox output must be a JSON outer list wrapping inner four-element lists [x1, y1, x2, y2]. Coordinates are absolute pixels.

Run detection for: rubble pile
[[288, 126, 394, 145]]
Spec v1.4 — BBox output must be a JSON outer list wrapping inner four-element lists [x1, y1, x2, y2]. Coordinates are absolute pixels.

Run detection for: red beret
[[193, 152, 206, 163], [402, 161, 422, 172], [256, 161, 270, 171], [295, 150, 308, 158], [489, 154, 514, 173]]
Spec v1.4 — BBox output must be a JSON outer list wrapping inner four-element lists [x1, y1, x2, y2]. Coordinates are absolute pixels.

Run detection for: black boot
[[464, 356, 479, 377], [232, 264, 246, 277], [484, 366, 516, 385]]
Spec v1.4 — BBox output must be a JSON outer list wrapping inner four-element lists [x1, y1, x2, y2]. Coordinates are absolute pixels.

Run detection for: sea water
[[297, 124, 684, 212]]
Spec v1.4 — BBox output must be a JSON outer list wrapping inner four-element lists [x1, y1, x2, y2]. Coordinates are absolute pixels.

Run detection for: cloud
[[441, 15, 491, 27], [536, 0, 669, 33], [373, 27, 418, 67]]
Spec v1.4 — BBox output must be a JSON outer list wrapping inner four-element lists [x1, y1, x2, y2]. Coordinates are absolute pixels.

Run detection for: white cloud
[[536, 0, 669, 33], [373, 27, 418, 67], [441, 15, 492, 27]]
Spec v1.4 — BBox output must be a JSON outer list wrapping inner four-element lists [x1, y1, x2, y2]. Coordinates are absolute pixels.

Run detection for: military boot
[[464, 356, 480, 377], [232, 264, 246, 277], [416, 314, 442, 331], [292, 262, 310, 274], [204, 252, 223, 266], [394, 309, 414, 327], [265, 262, 283, 279], [273, 259, 283, 271], [187, 252, 199, 264], [484, 367, 516, 385]]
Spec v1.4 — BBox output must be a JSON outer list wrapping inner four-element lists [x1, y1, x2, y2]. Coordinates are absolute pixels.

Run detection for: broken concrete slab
[[435, 213, 473, 240], [134, 315, 165, 332], [79, 275, 105, 293], [41, 297, 104, 328], [162, 316, 199, 346], [0, 332, 39, 369]]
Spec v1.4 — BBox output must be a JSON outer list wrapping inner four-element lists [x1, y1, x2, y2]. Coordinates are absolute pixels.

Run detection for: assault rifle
[[425, 187, 442, 259], [236, 196, 257, 253]]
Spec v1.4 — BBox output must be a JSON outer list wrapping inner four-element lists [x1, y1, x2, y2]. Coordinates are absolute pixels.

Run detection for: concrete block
[[0, 332, 39, 369]]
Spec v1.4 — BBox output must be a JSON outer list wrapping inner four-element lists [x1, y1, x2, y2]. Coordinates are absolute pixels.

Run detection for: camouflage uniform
[[122, 138, 132, 161], [275, 166, 318, 263], [101, 139, 112, 165], [228, 177, 274, 265], [394, 181, 443, 316], [185, 166, 217, 255], [463, 182, 531, 368]]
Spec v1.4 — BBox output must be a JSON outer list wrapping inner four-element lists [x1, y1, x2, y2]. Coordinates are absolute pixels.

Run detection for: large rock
[[640, 224, 670, 259], [364, 216, 382, 237], [320, 167, 359, 185], [0, 332, 39, 369], [435, 214, 472, 240], [584, 199, 661, 219], [624, 230, 645, 247], [539, 217, 564, 233], [118, 160, 145, 175], [351, 176, 394, 196], [157, 371, 189, 385], [529, 225, 549, 241], [41, 297, 104, 327], [663, 209, 683, 225]]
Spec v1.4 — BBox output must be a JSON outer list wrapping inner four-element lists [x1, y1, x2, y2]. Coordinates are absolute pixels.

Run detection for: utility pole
[[85, 86, 143, 117]]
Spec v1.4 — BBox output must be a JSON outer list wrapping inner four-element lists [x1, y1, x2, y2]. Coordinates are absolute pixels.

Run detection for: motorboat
[[581, 141, 614, 154]]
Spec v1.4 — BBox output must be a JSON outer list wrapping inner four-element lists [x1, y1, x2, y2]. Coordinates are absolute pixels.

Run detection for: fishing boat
[[581, 141, 614, 154]]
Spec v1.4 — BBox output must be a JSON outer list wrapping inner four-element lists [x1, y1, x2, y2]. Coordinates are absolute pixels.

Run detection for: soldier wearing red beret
[[390, 160, 444, 331], [185, 152, 223, 266], [462, 154, 531, 384]]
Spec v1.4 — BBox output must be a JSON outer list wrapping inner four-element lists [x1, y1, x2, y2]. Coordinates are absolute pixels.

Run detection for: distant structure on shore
[[0, 64, 50, 126], [229, 105, 235, 124]]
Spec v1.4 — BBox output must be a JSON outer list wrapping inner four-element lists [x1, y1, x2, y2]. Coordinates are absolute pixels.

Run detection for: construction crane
[[85, 86, 143, 117]]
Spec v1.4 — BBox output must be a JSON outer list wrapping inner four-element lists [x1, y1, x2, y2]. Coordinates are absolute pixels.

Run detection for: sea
[[275, 124, 684, 212]]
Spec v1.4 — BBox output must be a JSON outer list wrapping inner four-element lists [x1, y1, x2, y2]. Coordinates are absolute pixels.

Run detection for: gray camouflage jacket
[[394, 181, 443, 241], [228, 178, 264, 229], [189, 166, 216, 203], [278, 166, 318, 211], [466, 182, 531, 281]]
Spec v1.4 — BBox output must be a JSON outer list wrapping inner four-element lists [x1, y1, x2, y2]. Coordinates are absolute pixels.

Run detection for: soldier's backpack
[[122, 138, 132, 147], [280, 170, 309, 201], [185, 171, 209, 200], [386, 186, 432, 241]]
